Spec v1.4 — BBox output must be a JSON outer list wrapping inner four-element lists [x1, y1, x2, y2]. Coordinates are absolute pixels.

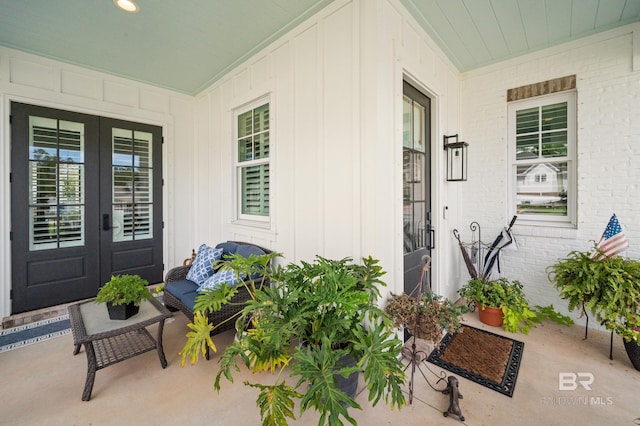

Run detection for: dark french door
[[403, 81, 433, 296], [10, 103, 163, 314]]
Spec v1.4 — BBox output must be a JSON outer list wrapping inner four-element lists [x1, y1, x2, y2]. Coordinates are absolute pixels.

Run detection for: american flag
[[591, 214, 629, 260]]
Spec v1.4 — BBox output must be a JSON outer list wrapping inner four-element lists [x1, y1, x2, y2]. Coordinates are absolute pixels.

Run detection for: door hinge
[[9, 172, 12, 183], [162, 178, 164, 186], [9, 231, 12, 241], [9, 115, 12, 125], [10, 289, 13, 300], [161, 136, 164, 144], [162, 221, 164, 229]]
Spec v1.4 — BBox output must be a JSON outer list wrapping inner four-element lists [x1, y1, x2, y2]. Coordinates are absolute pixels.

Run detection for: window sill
[[230, 219, 276, 235], [512, 221, 578, 240]]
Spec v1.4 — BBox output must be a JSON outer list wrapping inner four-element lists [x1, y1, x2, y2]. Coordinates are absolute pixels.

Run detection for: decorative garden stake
[[443, 376, 465, 421]]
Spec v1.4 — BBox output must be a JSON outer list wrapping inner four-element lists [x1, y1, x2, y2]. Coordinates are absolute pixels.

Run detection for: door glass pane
[[59, 205, 83, 247], [516, 162, 568, 216], [403, 96, 412, 148], [28, 116, 85, 250], [112, 128, 153, 241], [403, 150, 426, 253], [413, 103, 425, 152], [134, 204, 152, 239], [134, 168, 152, 203]]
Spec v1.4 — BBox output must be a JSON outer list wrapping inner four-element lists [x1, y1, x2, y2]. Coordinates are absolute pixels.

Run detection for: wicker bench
[[163, 241, 271, 358]]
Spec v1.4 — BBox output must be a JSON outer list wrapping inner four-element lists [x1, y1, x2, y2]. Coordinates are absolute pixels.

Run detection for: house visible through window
[[509, 91, 576, 225], [236, 100, 270, 221]]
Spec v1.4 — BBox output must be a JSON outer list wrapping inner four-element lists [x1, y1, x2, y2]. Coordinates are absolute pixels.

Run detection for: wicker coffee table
[[68, 297, 173, 401]]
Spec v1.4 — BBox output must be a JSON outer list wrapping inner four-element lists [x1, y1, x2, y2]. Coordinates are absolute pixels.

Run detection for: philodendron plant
[[211, 256, 407, 426]]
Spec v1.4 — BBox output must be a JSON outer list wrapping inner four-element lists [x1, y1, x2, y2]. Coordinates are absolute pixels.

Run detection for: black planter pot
[[335, 354, 359, 399], [623, 339, 640, 371], [301, 342, 360, 399], [106, 301, 140, 320]]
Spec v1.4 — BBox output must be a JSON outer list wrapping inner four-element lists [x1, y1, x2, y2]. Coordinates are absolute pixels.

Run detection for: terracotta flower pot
[[475, 302, 504, 327]]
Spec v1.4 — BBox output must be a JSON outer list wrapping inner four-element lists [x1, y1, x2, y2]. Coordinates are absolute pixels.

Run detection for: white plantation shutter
[[28, 117, 85, 250], [237, 101, 270, 219], [112, 129, 153, 241]]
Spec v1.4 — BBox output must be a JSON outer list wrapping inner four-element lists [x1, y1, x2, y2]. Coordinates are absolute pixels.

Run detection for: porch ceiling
[[0, 0, 638, 95]]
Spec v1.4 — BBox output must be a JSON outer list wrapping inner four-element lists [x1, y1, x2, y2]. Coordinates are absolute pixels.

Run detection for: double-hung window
[[508, 91, 576, 226], [235, 99, 270, 222]]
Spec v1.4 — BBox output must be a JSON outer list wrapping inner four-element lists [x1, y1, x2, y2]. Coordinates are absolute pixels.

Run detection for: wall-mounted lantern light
[[443, 134, 468, 182]]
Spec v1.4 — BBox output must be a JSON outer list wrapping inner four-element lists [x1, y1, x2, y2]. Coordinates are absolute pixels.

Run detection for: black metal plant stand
[[581, 302, 616, 360], [402, 335, 448, 403], [401, 256, 464, 421]]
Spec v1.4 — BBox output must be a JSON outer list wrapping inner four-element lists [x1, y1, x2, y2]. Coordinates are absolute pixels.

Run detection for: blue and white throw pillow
[[185, 244, 223, 286], [198, 269, 241, 291]]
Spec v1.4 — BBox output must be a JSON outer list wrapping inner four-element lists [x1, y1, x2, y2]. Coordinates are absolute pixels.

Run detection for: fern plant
[[547, 248, 640, 344]]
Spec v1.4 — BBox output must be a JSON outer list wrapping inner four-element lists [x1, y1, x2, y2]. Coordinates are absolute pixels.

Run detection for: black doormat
[[426, 325, 524, 397]]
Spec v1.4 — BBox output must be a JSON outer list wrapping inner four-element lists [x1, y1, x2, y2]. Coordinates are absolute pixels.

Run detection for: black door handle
[[429, 226, 435, 250], [103, 214, 110, 231]]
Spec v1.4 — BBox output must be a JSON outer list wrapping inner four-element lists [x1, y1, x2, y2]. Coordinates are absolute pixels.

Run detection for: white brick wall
[[458, 25, 640, 326]]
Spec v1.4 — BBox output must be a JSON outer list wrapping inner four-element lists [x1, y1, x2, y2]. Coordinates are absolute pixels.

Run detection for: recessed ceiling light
[[113, 0, 139, 13]]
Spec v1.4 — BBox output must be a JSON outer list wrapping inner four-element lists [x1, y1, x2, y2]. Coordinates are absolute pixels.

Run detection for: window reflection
[[516, 162, 568, 215]]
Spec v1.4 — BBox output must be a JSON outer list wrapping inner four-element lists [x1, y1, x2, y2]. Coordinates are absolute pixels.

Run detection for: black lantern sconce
[[443, 134, 468, 182]]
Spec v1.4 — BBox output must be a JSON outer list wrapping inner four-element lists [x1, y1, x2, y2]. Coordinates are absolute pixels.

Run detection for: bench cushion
[[236, 244, 266, 258], [165, 279, 198, 298], [178, 290, 199, 311], [215, 241, 239, 256]]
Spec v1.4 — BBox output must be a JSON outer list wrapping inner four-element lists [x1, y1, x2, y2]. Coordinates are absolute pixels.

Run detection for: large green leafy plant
[[188, 255, 406, 426]]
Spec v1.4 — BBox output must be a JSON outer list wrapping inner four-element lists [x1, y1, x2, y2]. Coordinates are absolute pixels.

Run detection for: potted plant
[[192, 256, 406, 426], [548, 249, 640, 369], [458, 277, 571, 334], [95, 274, 152, 320], [385, 291, 467, 345]]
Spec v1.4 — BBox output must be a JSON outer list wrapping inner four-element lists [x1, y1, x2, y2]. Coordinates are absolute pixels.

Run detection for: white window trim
[[233, 95, 272, 226], [507, 91, 577, 227]]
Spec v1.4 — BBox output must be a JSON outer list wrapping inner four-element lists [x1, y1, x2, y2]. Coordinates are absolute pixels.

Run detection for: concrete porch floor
[[1, 311, 639, 425]]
